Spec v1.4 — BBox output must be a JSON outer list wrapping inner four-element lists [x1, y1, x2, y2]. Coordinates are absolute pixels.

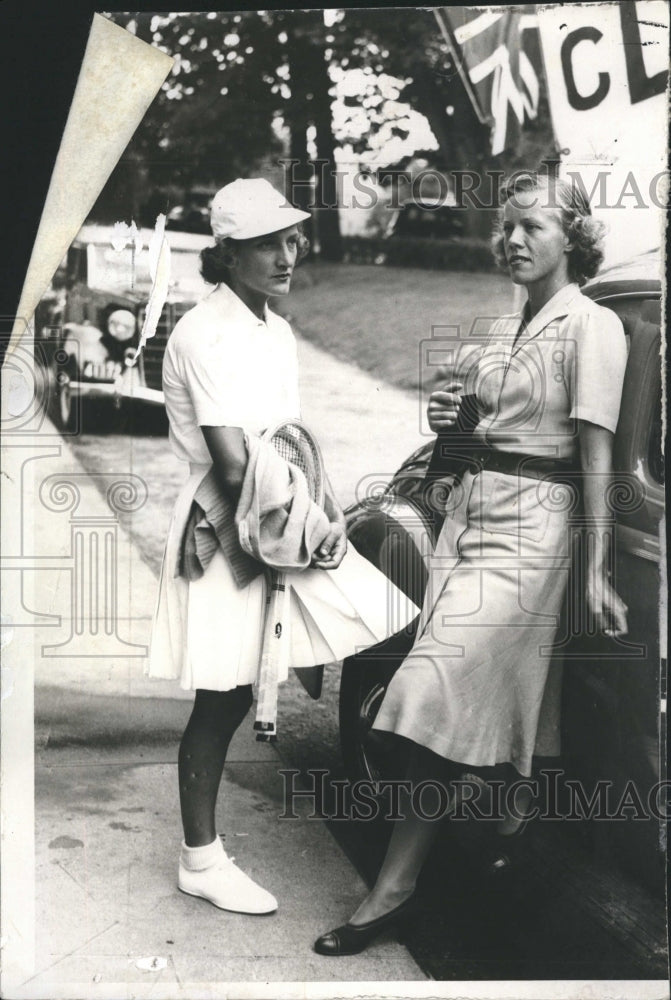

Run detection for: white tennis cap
[[210, 178, 310, 241]]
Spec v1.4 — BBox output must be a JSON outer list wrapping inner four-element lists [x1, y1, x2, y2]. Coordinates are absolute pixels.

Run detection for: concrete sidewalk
[[2, 336, 427, 996], [297, 332, 427, 508], [32, 708, 425, 995]]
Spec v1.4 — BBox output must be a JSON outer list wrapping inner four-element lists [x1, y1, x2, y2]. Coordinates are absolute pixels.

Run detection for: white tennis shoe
[[178, 840, 277, 915]]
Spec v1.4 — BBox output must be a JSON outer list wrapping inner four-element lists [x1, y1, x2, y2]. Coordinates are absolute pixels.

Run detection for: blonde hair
[[491, 172, 605, 286]]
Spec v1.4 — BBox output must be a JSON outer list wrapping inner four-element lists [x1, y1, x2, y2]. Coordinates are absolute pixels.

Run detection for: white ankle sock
[[180, 837, 224, 871]]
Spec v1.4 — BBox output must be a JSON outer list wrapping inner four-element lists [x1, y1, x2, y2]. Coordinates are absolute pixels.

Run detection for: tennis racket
[[254, 420, 326, 742]]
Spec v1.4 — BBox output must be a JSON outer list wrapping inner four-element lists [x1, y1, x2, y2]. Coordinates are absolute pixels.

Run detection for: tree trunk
[[288, 118, 316, 254], [305, 27, 343, 261], [406, 61, 500, 238], [285, 14, 342, 262]]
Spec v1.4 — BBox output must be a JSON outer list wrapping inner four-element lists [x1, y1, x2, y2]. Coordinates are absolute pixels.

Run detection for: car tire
[[54, 372, 78, 432], [338, 622, 418, 784], [339, 652, 405, 783], [338, 496, 431, 782]]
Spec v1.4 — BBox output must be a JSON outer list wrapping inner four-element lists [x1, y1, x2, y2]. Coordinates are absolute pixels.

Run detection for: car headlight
[[107, 309, 136, 342]]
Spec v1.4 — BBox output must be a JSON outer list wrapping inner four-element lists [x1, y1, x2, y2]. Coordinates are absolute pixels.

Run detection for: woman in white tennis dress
[[147, 178, 417, 916]]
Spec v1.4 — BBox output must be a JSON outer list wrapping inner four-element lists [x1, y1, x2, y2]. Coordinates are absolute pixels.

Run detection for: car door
[[560, 290, 664, 891]]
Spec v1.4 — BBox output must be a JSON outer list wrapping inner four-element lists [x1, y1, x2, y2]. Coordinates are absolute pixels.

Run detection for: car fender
[[346, 493, 435, 608]]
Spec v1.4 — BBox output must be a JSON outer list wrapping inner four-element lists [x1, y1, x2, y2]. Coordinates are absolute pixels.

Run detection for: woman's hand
[[578, 420, 628, 639], [428, 381, 463, 433], [586, 573, 628, 638], [311, 521, 347, 570]]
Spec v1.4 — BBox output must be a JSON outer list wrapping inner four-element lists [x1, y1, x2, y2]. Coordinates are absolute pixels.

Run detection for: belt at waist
[[478, 449, 576, 481]]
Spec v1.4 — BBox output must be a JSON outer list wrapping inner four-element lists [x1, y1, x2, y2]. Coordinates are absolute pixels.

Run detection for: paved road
[[12, 332, 433, 994], [296, 333, 427, 508]]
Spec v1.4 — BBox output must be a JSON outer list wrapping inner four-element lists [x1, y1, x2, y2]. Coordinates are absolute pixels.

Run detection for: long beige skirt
[[372, 468, 573, 777]]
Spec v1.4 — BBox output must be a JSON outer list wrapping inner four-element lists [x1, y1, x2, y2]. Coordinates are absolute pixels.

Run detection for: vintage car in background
[[34, 225, 210, 431], [337, 250, 665, 896], [391, 197, 466, 240], [166, 186, 215, 234]]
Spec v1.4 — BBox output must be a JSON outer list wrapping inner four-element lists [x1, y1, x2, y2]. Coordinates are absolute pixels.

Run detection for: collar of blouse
[[512, 282, 582, 351], [208, 281, 271, 329]]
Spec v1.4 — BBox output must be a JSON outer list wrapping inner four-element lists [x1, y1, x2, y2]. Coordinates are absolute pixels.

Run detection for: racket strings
[[269, 425, 323, 505]]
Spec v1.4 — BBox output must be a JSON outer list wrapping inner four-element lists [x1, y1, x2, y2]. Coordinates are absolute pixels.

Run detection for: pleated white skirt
[[146, 467, 418, 691]]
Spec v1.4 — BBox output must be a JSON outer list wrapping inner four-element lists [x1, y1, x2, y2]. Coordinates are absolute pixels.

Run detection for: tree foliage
[[97, 9, 554, 243]]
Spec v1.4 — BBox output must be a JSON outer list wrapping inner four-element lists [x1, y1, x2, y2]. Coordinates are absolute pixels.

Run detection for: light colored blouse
[[162, 283, 301, 465], [471, 283, 628, 460]]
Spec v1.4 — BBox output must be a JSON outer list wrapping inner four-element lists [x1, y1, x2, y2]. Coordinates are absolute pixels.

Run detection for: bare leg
[[178, 686, 253, 847], [496, 768, 534, 835], [350, 747, 460, 925]]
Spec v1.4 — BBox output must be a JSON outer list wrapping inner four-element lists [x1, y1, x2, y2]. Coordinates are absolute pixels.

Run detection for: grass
[[275, 262, 514, 391]]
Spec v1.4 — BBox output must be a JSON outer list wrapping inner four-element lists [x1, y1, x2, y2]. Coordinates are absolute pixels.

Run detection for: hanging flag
[[434, 7, 544, 156]]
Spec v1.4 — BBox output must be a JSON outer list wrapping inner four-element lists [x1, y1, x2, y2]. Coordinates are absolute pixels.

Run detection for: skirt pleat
[[146, 468, 419, 691]]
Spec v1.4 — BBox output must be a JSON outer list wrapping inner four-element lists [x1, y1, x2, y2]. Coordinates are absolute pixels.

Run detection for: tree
[[326, 8, 554, 235], [99, 11, 345, 257], [96, 13, 286, 218], [98, 10, 554, 244], [282, 11, 343, 260]]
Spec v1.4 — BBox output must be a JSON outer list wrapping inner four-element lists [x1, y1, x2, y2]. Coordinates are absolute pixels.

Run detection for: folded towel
[[236, 434, 331, 570], [177, 471, 264, 588], [178, 433, 331, 587]]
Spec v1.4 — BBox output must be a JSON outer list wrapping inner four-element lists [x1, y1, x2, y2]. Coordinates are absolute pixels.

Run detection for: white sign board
[[538, 0, 668, 263]]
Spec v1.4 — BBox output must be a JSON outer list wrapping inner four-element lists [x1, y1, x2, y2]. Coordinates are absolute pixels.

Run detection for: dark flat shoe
[[485, 810, 535, 878], [313, 895, 416, 956]]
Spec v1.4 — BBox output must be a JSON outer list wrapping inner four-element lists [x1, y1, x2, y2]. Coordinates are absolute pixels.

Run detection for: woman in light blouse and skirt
[[315, 172, 629, 956]]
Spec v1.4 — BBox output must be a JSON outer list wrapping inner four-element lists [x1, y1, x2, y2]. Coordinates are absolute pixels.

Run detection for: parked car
[[391, 199, 466, 240], [336, 250, 664, 892], [165, 187, 215, 234], [34, 224, 211, 431]]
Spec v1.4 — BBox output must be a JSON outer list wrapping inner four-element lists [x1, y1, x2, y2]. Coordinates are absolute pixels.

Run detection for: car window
[[88, 244, 153, 291], [86, 243, 205, 296], [167, 250, 207, 295]]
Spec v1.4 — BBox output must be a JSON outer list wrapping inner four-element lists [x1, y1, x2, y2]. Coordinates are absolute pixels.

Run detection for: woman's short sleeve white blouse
[[473, 283, 628, 460], [162, 283, 301, 465]]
